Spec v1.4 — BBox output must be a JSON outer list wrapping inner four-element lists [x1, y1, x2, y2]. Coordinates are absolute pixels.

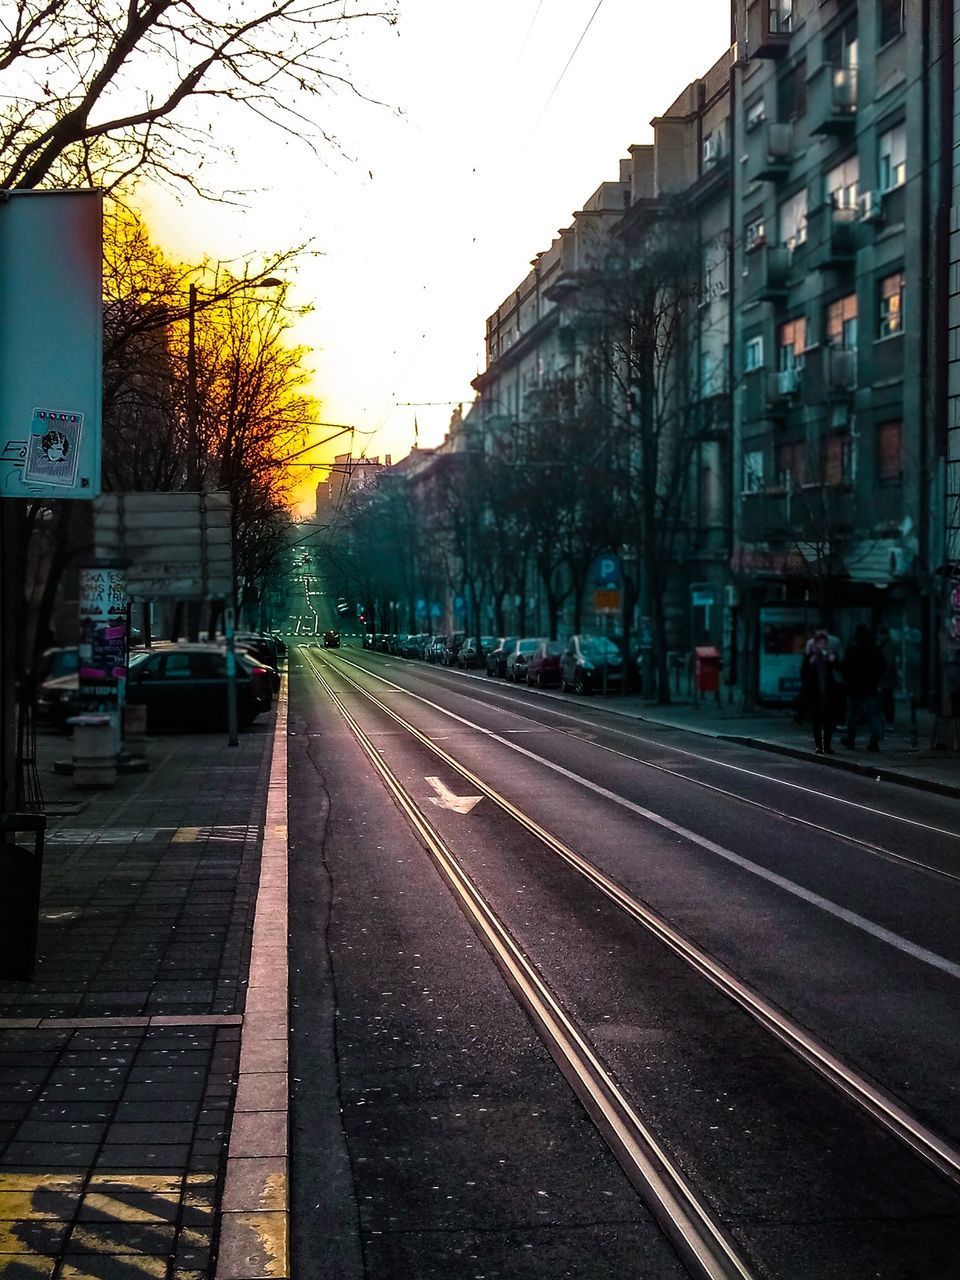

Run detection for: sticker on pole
[[23, 409, 83, 488]]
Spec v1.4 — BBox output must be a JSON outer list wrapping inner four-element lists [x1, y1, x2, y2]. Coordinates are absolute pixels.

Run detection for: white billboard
[[0, 190, 103, 499]]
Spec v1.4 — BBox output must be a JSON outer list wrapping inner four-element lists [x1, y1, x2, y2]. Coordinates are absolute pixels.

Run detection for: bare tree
[[1, 0, 398, 193]]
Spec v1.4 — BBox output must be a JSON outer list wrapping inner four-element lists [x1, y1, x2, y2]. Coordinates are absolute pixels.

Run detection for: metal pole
[[225, 604, 239, 747], [187, 283, 199, 489]]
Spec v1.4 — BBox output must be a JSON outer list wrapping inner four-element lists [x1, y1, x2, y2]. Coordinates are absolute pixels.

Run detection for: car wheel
[[574, 672, 588, 696], [536, 672, 544, 689]]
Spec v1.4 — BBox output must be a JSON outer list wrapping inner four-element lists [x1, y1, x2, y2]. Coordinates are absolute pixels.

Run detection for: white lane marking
[[324, 652, 960, 981], [349, 651, 960, 843], [425, 776, 483, 814]]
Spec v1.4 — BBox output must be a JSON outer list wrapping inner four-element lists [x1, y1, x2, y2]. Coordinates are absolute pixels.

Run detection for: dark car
[[126, 644, 271, 730], [560, 634, 624, 695], [34, 647, 80, 727], [505, 637, 543, 682], [457, 636, 497, 669], [525, 640, 564, 688], [323, 629, 341, 648], [398, 634, 423, 659], [362, 632, 374, 650], [425, 635, 447, 663], [485, 637, 517, 677]]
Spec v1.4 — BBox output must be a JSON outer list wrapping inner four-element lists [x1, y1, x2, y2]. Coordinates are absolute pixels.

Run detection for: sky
[[144, 0, 731, 515]]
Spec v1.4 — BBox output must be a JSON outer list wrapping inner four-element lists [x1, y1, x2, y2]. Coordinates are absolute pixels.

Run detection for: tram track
[[300, 643, 960, 1200], [300, 647, 756, 1280]]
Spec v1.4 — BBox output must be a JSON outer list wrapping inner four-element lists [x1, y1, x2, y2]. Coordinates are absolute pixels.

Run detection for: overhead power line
[[521, 0, 607, 152]]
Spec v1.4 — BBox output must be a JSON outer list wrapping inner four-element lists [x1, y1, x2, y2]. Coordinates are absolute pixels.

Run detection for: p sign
[[592, 553, 622, 591]]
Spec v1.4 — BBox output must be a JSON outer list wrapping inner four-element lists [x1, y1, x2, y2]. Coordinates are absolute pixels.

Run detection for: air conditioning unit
[[703, 135, 720, 167], [858, 190, 884, 223]]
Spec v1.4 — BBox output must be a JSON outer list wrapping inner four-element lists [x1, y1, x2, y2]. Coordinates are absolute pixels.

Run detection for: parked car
[[236, 632, 280, 670], [373, 634, 390, 652], [504, 637, 543, 682], [560, 634, 624, 695], [234, 639, 281, 694], [34, 647, 80, 727], [525, 640, 564, 688], [425, 636, 447, 663], [126, 644, 271, 729], [397, 634, 423, 659], [442, 632, 466, 666], [457, 636, 498, 669], [323, 629, 341, 648], [362, 632, 374, 650], [485, 637, 517, 677]]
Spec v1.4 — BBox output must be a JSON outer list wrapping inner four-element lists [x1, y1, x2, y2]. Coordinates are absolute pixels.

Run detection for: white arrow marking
[[425, 776, 482, 814]]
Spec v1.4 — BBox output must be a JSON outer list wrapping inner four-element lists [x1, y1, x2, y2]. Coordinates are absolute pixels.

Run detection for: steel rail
[[302, 650, 757, 1280], [344, 651, 960, 884], [305, 645, 960, 1190]]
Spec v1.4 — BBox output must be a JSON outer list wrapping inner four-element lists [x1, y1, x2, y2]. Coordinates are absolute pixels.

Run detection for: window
[[775, 440, 807, 488], [743, 449, 765, 494], [823, 433, 853, 486], [826, 155, 859, 210], [769, 0, 793, 34], [824, 24, 858, 70], [879, 0, 905, 45], [877, 420, 903, 481], [879, 270, 904, 338], [744, 335, 765, 372], [879, 123, 906, 191], [778, 61, 806, 122], [778, 317, 807, 369], [745, 214, 767, 252], [779, 189, 808, 250], [746, 96, 766, 132], [163, 654, 192, 679], [192, 653, 227, 678], [826, 293, 858, 349]]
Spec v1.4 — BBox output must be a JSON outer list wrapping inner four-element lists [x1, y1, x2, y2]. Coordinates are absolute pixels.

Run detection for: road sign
[[1, 191, 103, 499], [94, 492, 233, 600], [592, 553, 622, 590], [594, 589, 621, 616]]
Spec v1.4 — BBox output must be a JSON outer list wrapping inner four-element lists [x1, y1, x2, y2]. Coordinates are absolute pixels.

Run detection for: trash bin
[[695, 646, 721, 696], [0, 814, 46, 979], [69, 713, 117, 787]]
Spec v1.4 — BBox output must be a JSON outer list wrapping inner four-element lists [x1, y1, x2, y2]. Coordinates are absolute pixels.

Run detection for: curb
[[216, 678, 290, 1280]]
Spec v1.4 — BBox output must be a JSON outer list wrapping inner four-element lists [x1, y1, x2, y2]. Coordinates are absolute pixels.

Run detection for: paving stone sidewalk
[[0, 720, 275, 1280]]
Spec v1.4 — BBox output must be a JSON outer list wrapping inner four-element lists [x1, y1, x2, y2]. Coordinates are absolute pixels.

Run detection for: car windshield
[[580, 636, 621, 660], [47, 650, 79, 678], [519, 639, 540, 653], [128, 651, 154, 670]]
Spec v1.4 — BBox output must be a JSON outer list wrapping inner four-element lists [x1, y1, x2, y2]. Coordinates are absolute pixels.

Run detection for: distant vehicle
[[126, 643, 271, 729], [504, 638, 544, 682], [373, 634, 389, 652], [323, 629, 341, 648], [485, 637, 516, 678], [362, 632, 374, 650], [34, 646, 80, 728], [458, 636, 497, 669], [397, 634, 423, 659], [425, 636, 447, 664], [525, 640, 564, 688], [560, 634, 624, 695]]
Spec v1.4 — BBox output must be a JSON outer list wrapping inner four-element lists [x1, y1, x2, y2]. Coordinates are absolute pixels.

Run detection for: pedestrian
[[800, 631, 840, 755], [841, 623, 886, 751], [876, 624, 897, 726]]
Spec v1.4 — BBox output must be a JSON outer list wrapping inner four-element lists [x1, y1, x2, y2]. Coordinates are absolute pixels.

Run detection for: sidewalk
[[594, 689, 960, 797], [0, 705, 284, 1280]]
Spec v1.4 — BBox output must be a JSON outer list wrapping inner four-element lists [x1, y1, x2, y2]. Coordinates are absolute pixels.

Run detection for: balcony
[[745, 243, 791, 302], [809, 63, 858, 136], [743, 0, 793, 59], [766, 366, 803, 411], [809, 203, 858, 268], [748, 122, 794, 184], [803, 346, 858, 400]]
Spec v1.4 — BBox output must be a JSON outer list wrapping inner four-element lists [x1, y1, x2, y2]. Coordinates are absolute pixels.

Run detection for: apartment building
[[731, 0, 949, 699]]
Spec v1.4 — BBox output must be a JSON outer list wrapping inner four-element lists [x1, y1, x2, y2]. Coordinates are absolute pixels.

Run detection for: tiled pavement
[[0, 714, 280, 1280]]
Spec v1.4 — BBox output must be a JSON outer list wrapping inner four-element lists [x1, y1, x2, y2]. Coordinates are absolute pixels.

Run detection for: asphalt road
[[287, 639, 960, 1279]]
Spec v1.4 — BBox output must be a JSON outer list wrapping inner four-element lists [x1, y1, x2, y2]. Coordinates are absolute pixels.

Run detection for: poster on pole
[[0, 190, 103, 499], [78, 567, 127, 717]]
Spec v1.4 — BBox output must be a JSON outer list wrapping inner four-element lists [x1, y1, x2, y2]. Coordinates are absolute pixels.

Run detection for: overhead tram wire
[[520, 0, 607, 153]]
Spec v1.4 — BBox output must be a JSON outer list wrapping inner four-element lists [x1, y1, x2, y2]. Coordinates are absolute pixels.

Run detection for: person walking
[[842, 623, 886, 751], [800, 631, 840, 755]]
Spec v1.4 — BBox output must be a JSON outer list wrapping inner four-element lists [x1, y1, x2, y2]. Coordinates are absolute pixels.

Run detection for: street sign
[[94, 492, 233, 600], [0, 191, 103, 499], [594, 589, 621, 615], [592, 553, 622, 591]]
